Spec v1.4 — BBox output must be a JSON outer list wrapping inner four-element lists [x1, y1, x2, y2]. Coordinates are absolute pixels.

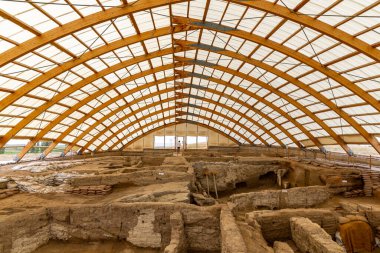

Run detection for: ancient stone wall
[[230, 186, 330, 211], [286, 161, 362, 191], [0, 203, 221, 253], [192, 161, 285, 192], [220, 206, 247, 253], [164, 212, 187, 253], [70, 170, 192, 187], [290, 217, 344, 253], [273, 241, 294, 253], [365, 208, 380, 228], [238, 221, 274, 253], [245, 209, 337, 242]]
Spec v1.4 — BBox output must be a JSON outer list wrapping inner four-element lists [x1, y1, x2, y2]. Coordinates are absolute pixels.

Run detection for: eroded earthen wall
[[290, 217, 344, 253], [0, 203, 221, 253], [230, 186, 330, 211]]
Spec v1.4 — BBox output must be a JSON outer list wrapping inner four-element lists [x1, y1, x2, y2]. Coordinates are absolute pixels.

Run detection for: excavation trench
[[0, 153, 378, 253]]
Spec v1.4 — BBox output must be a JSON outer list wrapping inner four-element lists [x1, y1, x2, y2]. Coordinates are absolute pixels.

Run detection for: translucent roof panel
[[0, 0, 380, 160]]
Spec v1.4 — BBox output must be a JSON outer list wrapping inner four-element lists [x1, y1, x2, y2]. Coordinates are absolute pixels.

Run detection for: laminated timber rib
[[0, 0, 380, 160], [42, 98, 268, 158]]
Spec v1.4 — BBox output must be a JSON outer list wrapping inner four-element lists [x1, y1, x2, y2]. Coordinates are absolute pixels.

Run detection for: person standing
[[177, 140, 181, 155]]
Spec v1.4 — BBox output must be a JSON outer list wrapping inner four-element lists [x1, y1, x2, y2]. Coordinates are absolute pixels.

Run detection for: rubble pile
[[343, 189, 364, 198], [12, 160, 86, 173], [13, 173, 85, 193]]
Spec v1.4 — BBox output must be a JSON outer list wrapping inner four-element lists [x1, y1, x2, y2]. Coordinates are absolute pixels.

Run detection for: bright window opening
[[154, 135, 208, 149]]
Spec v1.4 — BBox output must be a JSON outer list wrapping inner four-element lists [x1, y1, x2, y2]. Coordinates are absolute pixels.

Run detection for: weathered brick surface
[[164, 212, 187, 253], [290, 217, 344, 253], [246, 208, 337, 242], [0, 203, 220, 253], [230, 186, 330, 211], [220, 206, 247, 253]]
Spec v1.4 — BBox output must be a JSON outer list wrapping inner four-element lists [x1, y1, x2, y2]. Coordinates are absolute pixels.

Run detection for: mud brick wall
[[0, 203, 221, 253], [245, 208, 337, 242], [220, 206, 247, 253], [70, 170, 192, 187], [290, 217, 344, 253], [230, 186, 330, 211]]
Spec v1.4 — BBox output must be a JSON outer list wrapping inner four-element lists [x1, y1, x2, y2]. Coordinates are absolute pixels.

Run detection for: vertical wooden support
[[206, 174, 210, 196], [212, 174, 218, 199]]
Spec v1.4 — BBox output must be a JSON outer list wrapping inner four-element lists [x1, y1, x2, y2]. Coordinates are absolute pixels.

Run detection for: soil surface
[[33, 240, 159, 253]]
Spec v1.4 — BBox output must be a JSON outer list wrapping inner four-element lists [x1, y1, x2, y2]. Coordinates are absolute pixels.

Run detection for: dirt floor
[[33, 240, 159, 253], [0, 182, 187, 216], [217, 184, 281, 204], [319, 195, 380, 210], [2, 154, 380, 253]]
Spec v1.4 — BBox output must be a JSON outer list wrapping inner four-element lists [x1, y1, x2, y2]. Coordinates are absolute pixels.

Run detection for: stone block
[[164, 212, 186, 253], [246, 209, 337, 242], [290, 217, 344, 253], [220, 207, 247, 253], [273, 241, 294, 253]]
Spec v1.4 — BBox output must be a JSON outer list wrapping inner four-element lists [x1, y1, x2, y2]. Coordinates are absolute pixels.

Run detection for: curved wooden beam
[[15, 34, 380, 158], [82, 98, 284, 153], [0, 26, 191, 114], [176, 39, 380, 154], [0, 0, 188, 68], [176, 56, 380, 154], [2, 23, 377, 154], [75, 92, 290, 154], [42, 95, 268, 158], [176, 67, 345, 153], [14, 59, 326, 161], [44, 68, 315, 156], [228, 0, 380, 62], [172, 16, 380, 115], [64, 93, 286, 156], [99, 106, 250, 151], [107, 112, 245, 151], [121, 121, 240, 151], [15, 73, 278, 161], [61, 70, 316, 155], [2, 19, 377, 146], [0, 48, 184, 149], [5, 49, 313, 157]]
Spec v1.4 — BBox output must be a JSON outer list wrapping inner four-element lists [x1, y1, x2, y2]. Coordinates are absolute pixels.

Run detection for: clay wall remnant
[[230, 186, 330, 211], [0, 203, 221, 253], [290, 217, 344, 253], [245, 208, 337, 242], [220, 206, 247, 253]]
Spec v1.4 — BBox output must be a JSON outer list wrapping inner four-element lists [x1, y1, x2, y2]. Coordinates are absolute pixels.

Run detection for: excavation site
[[0, 0, 380, 252], [1, 145, 380, 253]]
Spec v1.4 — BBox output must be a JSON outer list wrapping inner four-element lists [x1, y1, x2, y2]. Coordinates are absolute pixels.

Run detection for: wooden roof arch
[[0, 0, 379, 160], [14, 60, 329, 160], [120, 120, 240, 151], [63, 92, 288, 157]]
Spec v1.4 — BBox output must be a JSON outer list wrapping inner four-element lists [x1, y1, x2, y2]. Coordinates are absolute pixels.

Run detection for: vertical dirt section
[[220, 206, 247, 253]]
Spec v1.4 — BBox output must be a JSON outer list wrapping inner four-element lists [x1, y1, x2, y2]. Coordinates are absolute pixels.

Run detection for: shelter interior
[[1, 0, 380, 252]]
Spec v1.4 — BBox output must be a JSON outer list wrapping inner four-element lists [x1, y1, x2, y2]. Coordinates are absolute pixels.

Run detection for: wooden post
[[212, 174, 218, 199], [370, 155, 372, 170], [206, 174, 210, 196]]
